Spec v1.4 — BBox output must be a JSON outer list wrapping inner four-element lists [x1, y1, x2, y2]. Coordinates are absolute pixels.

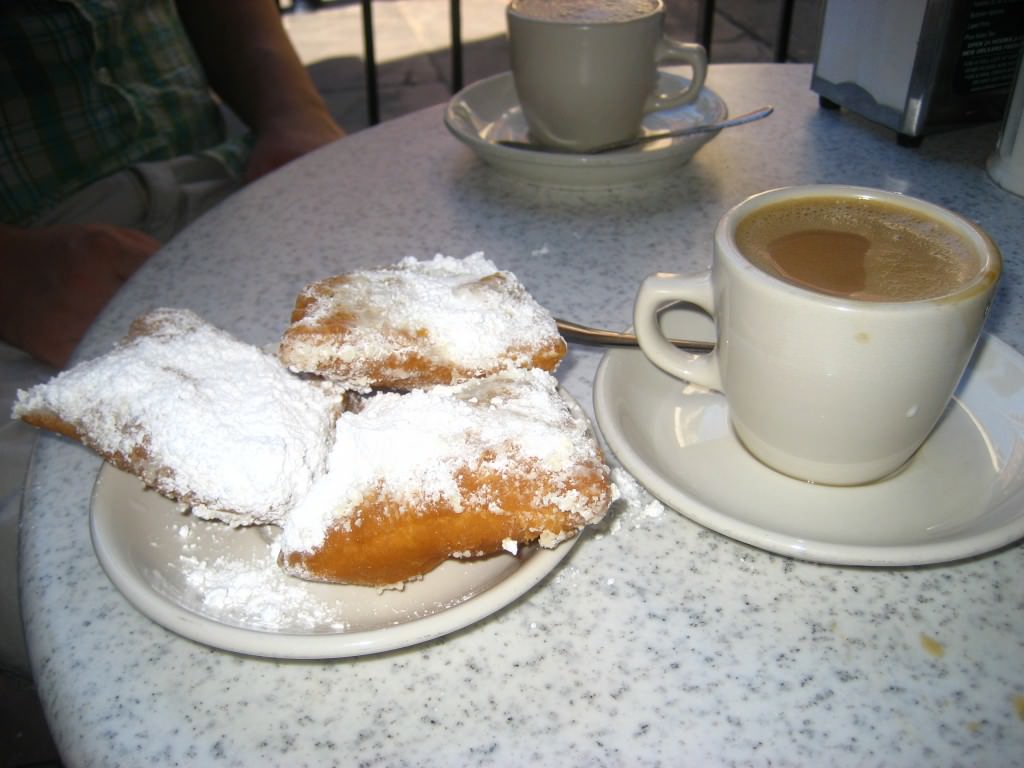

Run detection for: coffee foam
[[510, 0, 659, 23], [734, 197, 980, 302]]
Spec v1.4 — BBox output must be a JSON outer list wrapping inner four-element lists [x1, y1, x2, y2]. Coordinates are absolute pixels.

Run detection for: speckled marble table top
[[21, 65, 1024, 767]]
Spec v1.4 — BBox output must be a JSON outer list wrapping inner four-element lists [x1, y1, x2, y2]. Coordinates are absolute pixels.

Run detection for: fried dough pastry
[[12, 308, 348, 526], [278, 253, 567, 390], [278, 368, 615, 586]]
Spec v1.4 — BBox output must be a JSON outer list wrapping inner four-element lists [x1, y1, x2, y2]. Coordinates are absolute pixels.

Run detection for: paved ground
[[278, 0, 824, 133]]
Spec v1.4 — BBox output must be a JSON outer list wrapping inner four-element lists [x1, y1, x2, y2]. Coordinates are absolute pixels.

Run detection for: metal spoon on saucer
[[556, 318, 713, 353], [499, 106, 774, 154]]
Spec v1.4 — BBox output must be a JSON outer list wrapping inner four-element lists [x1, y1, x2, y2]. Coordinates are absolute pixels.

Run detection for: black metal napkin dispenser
[[811, 0, 1023, 145]]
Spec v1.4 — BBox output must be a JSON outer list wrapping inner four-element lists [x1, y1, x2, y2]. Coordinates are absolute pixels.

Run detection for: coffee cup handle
[[633, 271, 722, 391], [646, 40, 708, 111]]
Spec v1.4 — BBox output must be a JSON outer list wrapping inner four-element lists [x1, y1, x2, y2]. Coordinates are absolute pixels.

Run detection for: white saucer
[[593, 308, 1024, 567], [90, 465, 577, 659], [444, 71, 728, 187]]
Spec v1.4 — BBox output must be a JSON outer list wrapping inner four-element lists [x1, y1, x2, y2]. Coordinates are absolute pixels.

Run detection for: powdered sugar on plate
[[178, 530, 349, 632]]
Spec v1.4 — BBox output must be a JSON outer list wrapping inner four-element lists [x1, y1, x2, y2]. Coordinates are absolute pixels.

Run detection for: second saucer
[[444, 71, 728, 187]]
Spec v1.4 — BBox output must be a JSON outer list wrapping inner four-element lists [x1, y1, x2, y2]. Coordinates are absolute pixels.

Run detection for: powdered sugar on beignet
[[278, 368, 614, 586], [278, 253, 567, 390], [13, 308, 347, 526]]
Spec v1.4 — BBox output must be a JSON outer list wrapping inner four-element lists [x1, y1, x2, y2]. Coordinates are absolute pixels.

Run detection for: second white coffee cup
[[507, 0, 708, 152], [634, 185, 1001, 485]]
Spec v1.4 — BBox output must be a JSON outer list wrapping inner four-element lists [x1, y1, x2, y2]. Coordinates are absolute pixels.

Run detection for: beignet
[[278, 368, 614, 586], [278, 253, 567, 390], [12, 308, 348, 526]]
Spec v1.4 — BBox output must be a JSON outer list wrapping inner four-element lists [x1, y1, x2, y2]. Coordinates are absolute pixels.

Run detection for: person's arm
[[174, 0, 345, 183], [0, 224, 158, 367]]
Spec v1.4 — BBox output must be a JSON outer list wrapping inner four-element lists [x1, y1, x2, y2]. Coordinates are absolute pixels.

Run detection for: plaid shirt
[[0, 0, 247, 226]]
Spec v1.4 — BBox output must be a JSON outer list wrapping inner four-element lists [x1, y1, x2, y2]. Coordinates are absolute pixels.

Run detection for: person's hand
[[243, 111, 344, 184], [0, 223, 159, 367]]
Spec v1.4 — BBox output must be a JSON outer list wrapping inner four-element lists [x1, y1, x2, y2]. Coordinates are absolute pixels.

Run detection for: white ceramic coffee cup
[[633, 185, 1002, 485], [506, 0, 708, 152]]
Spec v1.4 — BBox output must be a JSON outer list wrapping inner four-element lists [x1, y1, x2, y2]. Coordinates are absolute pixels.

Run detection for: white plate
[[91, 466, 578, 659], [444, 71, 728, 187], [593, 307, 1024, 566]]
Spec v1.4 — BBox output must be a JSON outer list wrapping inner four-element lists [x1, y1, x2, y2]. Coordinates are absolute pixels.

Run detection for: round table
[[22, 64, 1024, 766]]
